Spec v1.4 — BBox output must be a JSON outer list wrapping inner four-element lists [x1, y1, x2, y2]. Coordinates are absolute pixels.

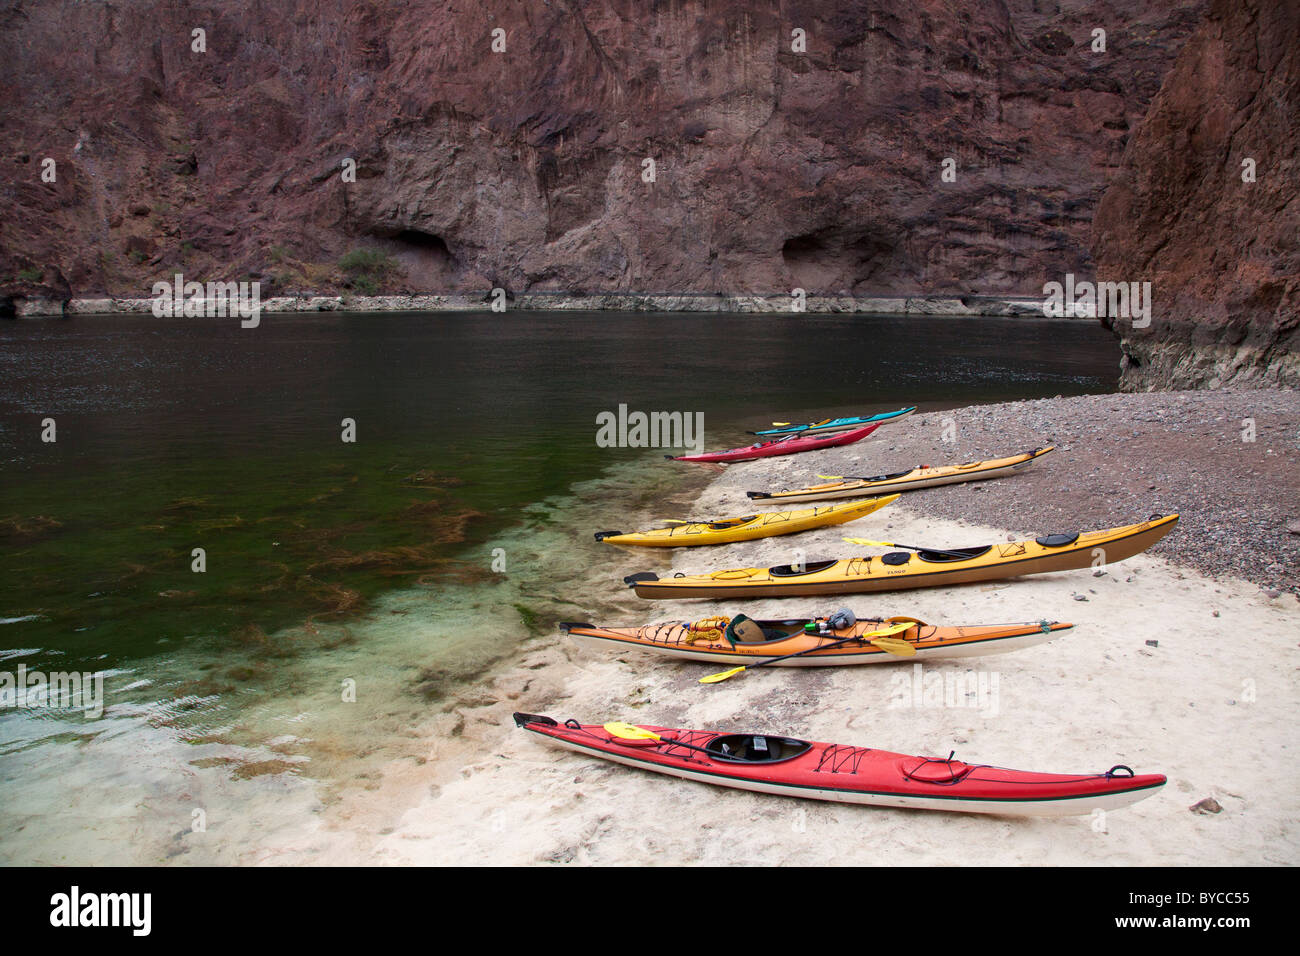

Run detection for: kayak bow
[[669, 423, 881, 464], [750, 406, 917, 437]]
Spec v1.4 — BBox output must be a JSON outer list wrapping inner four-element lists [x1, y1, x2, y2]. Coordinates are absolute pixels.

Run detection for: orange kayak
[[562, 615, 1072, 665]]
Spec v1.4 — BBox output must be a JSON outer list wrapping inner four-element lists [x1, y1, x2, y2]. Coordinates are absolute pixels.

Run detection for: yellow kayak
[[595, 495, 898, 547], [747, 446, 1054, 503], [624, 514, 1178, 598]]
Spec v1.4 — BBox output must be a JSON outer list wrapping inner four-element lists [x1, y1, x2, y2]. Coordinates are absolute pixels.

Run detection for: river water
[[0, 311, 1119, 863]]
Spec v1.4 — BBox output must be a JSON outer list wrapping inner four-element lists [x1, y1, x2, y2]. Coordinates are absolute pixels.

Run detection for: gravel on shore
[[716, 390, 1300, 594]]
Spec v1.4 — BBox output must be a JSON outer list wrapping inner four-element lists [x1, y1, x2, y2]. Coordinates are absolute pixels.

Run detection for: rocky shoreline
[[8, 292, 1056, 318]]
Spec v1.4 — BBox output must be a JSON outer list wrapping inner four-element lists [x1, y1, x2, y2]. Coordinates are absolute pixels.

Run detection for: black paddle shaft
[[743, 626, 902, 670], [622, 733, 716, 757], [875, 541, 975, 561]]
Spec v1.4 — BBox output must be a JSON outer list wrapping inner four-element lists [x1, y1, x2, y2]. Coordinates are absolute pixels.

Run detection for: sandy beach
[[279, 391, 1299, 866]]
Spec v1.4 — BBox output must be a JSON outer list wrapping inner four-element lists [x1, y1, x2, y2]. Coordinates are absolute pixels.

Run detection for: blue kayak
[[750, 406, 917, 437]]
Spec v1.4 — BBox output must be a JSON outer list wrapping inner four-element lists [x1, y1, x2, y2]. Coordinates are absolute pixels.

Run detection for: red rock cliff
[[1, 0, 1202, 300], [1092, 0, 1299, 389]]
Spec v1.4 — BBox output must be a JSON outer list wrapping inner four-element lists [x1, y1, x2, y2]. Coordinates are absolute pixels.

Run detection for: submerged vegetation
[[0, 460, 493, 679], [511, 602, 545, 636], [0, 513, 63, 540]]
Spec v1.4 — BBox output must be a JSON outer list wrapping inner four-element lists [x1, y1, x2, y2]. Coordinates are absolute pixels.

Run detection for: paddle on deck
[[843, 537, 975, 562], [700, 621, 916, 684], [603, 721, 718, 756]]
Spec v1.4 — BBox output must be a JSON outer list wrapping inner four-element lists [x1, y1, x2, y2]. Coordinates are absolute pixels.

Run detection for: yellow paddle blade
[[603, 721, 661, 741], [816, 474, 845, 480], [859, 622, 915, 639], [843, 537, 895, 548], [770, 422, 791, 427], [699, 666, 746, 684], [870, 636, 917, 657], [659, 519, 690, 526]]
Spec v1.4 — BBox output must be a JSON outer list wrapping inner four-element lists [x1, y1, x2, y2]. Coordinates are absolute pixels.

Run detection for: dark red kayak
[[669, 423, 881, 463], [514, 713, 1165, 816]]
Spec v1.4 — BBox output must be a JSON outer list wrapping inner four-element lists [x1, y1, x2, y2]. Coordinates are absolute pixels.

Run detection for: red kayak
[[669, 423, 880, 463], [514, 713, 1165, 816]]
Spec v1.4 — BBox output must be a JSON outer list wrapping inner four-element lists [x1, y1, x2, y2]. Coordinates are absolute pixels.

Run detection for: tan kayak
[[746, 446, 1054, 503], [594, 496, 897, 547], [624, 514, 1178, 599], [562, 615, 1073, 665]]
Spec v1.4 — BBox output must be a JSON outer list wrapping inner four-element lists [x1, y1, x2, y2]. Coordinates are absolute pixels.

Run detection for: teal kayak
[[750, 406, 916, 437]]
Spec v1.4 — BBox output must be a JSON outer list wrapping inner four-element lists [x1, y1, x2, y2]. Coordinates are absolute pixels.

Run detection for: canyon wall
[[1, 0, 1202, 302], [1092, 0, 1299, 390]]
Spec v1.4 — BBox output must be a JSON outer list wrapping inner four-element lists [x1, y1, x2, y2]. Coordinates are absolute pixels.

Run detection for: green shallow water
[[0, 310, 1121, 862]]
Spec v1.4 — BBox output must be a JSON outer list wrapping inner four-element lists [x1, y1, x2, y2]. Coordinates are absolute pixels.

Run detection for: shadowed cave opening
[[782, 230, 898, 293], [394, 229, 454, 263], [384, 228, 457, 288]]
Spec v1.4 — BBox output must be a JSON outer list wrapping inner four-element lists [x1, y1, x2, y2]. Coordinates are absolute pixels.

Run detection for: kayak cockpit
[[729, 620, 809, 644], [856, 468, 913, 482], [706, 516, 757, 530], [770, 559, 839, 576], [915, 545, 992, 563], [706, 734, 812, 764]]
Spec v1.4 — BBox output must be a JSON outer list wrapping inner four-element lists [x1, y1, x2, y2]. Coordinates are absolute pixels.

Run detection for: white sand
[[285, 456, 1300, 866]]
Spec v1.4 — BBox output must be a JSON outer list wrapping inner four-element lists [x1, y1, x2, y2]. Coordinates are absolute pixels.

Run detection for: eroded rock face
[[1, 1, 1203, 299], [1092, 0, 1299, 390]]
